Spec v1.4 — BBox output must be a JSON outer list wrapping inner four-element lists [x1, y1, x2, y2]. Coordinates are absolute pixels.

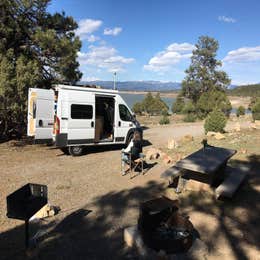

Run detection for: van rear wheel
[[69, 146, 84, 156], [60, 147, 69, 155]]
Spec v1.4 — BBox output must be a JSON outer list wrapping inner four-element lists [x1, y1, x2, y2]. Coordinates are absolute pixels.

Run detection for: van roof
[[54, 84, 119, 94]]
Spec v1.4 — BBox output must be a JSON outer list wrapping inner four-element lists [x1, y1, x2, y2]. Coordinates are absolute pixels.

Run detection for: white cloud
[[75, 19, 102, 41], [104, 27, 122, 36], [223, 46, 260, 63], [82, 76, 100, 81], [218, 15, 236, 23], [78, 45, 134, 73], [144, 42, 194, 72]]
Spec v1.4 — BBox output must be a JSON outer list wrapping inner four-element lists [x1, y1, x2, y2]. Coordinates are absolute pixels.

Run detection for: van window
[[119, 104, 132, 121], [71, 104, 93, 119]]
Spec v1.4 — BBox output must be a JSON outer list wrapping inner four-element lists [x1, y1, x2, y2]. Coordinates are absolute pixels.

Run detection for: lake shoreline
[[120, 90, 251, 108]]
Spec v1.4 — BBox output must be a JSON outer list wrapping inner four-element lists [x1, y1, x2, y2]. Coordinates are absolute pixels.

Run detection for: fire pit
[[138, 197, 193, 254]]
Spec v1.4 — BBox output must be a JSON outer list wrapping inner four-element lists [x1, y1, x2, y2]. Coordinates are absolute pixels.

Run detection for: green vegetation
[[228, 84, 260, 97], [236, 106, 246, 117], [248, 96, 260, 111], [132, 92, 168, 115], [0, 0, 81, 137], [159, 115, 170, 125], [183, 113, 197, 122], [171, 96, 185, 114], [171, 36, 231, 122], [204, 109, 227, 133], [182, 101, 196, 114], [252, 100, 260, 120], [196, 90, 232, 118], [181, 36, 230, 103]]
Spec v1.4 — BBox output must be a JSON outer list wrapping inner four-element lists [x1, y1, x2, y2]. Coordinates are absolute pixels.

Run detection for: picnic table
[[162, 146, 237, 187]]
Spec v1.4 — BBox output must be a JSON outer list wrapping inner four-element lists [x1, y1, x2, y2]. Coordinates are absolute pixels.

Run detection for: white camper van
[[27, 84, 142, 156]]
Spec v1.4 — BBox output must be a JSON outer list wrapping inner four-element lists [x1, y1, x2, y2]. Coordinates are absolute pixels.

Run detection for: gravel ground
[[0, 118, 259, 259]]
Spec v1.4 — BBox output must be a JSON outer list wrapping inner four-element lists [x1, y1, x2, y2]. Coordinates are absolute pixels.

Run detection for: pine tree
[[0, 0, 82, 137], [181, 36, 230, 103]]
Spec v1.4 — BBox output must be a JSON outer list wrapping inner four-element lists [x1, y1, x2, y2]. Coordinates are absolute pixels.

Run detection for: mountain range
[[79, 81, 182, 91], [79, 80, 238, 91]]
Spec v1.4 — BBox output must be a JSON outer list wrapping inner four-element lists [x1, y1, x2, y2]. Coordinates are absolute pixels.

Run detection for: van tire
[[69, 146, 84, 156], [60, 147, 69, 155]]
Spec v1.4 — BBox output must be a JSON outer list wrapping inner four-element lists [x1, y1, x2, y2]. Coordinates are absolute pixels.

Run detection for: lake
[[120, 92, 175, 111], [120, 92, 250, 114]]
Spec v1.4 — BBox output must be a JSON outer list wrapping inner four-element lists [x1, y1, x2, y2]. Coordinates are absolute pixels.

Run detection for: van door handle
[[118, 121, 121, 127], [91, 121, 94, 127]]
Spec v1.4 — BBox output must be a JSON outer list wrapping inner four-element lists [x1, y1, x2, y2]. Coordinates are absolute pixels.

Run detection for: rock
[[32, 204, 50, 219], [206, 131, 217, 137], [240, 149, 247, 154], [181, 134, 194, 143], [124, 225, 138, 247], [215, 132, 225, 140], [255, 120, 260, 126], [163, 154, 173, 164], [167, 139, 179, 149], [234, 122, 241, 132], [124, 226, 148, 257], [250, 123, 257, 129], [146, 148, 160, 160]]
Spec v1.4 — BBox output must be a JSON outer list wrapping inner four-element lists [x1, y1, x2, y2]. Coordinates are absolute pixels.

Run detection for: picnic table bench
[[161, 145, 247, 198]]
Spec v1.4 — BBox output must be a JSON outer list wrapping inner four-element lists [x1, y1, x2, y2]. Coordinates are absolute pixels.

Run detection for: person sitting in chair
[[121, 130, 144, 175]]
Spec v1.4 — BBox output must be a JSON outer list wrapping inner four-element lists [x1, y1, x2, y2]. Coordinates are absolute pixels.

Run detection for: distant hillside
[[79, 80, 181, 91], [228, 84, 260, 97]]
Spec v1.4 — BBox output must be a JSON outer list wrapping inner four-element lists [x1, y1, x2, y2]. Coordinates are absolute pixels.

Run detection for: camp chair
[[121, 151, 145, 178]]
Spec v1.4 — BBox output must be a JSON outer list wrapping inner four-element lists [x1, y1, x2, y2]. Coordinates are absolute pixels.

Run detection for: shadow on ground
[[179, 154, 260, 260], [1, 180, 165, 260], [1, 155, 259, 259]]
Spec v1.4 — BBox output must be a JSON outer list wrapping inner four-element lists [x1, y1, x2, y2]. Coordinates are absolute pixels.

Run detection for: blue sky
[[48, 0, 260, 85]]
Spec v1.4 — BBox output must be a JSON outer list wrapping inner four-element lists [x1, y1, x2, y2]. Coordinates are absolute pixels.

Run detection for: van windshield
[[119, 104, 133, 121]]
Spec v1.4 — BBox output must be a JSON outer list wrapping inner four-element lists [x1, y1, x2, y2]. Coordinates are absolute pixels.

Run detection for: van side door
[[67, 92, 95, 145]]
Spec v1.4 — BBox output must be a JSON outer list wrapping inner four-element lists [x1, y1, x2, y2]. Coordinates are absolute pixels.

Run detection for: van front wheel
[[69, 146, 84, 156]]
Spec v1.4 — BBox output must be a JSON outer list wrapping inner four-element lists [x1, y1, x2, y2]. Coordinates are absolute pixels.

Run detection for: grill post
[[25, 220, 29, 249]]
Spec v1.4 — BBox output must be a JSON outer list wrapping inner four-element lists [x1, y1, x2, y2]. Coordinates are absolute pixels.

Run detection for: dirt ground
[[0, 117, 259, 259]]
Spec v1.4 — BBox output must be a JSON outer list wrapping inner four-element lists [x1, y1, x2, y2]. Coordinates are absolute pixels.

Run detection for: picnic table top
[[174, 146, 237, 174]]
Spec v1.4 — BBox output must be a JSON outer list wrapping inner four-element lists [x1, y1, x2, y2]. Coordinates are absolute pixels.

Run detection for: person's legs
[[121, 153, 130, 175]]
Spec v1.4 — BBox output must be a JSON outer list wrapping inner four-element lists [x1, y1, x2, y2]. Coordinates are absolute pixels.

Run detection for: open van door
[[27, 88, 54, 143]]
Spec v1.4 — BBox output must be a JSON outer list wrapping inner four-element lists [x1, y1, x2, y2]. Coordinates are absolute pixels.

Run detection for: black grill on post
[[6, 183, 48, 249]]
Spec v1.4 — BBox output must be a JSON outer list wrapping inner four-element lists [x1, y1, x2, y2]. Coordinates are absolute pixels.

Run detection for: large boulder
[[215, 132, 225, 140], [234, 122, 241, 132], [206, 131, 217, 137], [181, 134, 194, 143], [167, 139, 179, 149]]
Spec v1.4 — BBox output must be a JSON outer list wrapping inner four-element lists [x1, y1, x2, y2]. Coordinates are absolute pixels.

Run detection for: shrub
[[204, 109, 227, 133], [183, 113, 196, 122], [132, 102, 144, 115], [236, 106, 245, 117], [248, 97, 260, 111], [172, 96, 185, 114], [182, 101, 196, 114], [252, 100, 260, 120], [140, 92, 169, 115], [159, 115, 170, 125], [197, 90, 232, 118]]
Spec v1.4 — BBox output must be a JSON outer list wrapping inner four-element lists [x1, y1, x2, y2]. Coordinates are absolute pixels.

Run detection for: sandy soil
[[0, 118, 259, 259]]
